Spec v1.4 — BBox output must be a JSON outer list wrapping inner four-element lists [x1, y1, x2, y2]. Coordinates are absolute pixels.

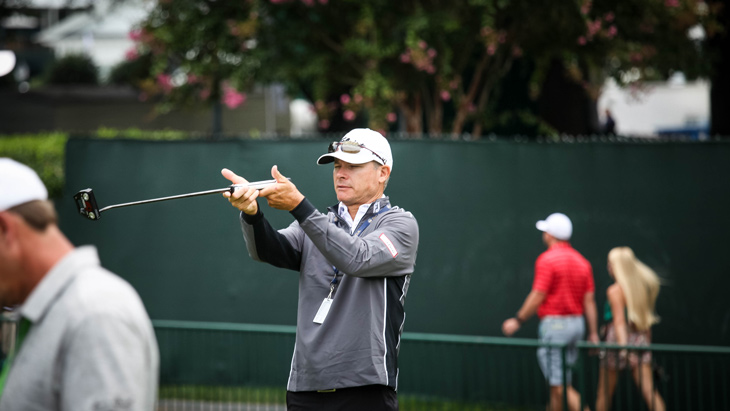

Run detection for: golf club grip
[[229, 178, 290, 193]]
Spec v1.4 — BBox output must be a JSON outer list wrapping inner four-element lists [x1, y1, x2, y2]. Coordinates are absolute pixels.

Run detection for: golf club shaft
[[98, 179, 282, 213]]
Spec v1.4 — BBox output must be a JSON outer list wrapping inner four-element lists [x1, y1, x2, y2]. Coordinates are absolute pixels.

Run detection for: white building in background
[[597, 74, 710, 140], [33, 0, 149, 79]]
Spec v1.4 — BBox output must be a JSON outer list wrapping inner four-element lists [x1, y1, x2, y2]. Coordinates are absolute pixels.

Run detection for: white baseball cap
[[317, 128, 393, 171], [0, 158, 48, 212], [536, 212, 573, 241]]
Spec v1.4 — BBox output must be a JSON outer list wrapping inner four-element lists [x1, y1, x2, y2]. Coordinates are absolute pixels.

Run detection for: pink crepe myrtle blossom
[[353, 94, 363, 104], [157, 74, 173, 94], [343, 110, 356, 121], [223, 86, 246, 109], [125, 48, 139, 61], [577, 36, 587, 45], [607, 25, 618, 38], [604, 12, 615, 22], [386, 112, 397, 123], [580, 0, 592, 15], [587, 20, 602, 37], [440, 90, 451, 101], [665, 0, 679, 7], [128, 28, 142, 42], [227, 20, 240, 37], [318, 119, 330, 129], [340, 94, 351, 105]]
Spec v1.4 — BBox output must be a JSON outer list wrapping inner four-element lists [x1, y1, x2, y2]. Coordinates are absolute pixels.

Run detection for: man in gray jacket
[[223, 128, 419, 411], [0, 158, 159, 410]]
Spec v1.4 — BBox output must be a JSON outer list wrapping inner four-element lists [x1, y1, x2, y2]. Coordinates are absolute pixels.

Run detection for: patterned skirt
[[600, 322, 652, 369]]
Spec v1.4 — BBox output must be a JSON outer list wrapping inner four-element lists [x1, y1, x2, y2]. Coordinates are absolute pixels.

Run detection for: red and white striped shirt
[[532, 242, 594, 318]]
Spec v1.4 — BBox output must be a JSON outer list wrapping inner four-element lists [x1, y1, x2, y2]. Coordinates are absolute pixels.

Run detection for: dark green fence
[[60, 138, 730, 348], [574, 341, 730, 411], [153, 320, 730, 411]]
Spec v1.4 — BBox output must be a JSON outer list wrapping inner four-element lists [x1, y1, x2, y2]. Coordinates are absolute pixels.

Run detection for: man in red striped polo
[[502, 212, 599, 411]]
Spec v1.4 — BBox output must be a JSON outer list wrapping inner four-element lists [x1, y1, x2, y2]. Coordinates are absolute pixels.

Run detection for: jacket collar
[[327, 196, 391, 217]]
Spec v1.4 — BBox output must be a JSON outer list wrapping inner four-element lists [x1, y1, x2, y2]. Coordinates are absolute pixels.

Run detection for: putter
[[73, 179, 286, 221]]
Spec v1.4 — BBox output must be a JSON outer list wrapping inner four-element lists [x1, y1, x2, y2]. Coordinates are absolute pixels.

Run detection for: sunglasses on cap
[[327, 141, 387, 165]]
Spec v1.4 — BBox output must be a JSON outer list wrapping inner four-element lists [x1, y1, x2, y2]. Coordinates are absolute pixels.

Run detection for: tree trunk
[[452, 53, 490, 137], [428, 93, 443, 135], [210, 77, 223, 140], [399, 95, 423, 135], [472, 54, 514, 139], [211, 100, 222, 140], [537, 59, 595, 135]]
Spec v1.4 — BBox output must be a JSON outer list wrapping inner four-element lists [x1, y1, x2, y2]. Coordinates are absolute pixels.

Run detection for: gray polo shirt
[[0, 246, 159, 411]]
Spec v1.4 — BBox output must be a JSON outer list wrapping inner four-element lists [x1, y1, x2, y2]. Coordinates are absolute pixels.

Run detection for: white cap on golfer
[[536, 212, 573, 241], [317, 128, 393, 171], [0, 158, 48, 212]]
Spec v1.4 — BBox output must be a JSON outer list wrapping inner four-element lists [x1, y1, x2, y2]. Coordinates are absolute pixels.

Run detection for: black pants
[[286, 384, 398, 411]]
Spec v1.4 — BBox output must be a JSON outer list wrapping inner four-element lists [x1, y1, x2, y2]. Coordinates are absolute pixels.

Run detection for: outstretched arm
[[222, 167, 302, 270], [258, 165, 305, 211]]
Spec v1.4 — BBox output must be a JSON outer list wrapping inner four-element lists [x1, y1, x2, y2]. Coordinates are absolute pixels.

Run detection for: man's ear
[[0, 212, 10, 238], [0, 212, 15, 249], [0, 212, 22, 245], [379, 165, 391, 182]]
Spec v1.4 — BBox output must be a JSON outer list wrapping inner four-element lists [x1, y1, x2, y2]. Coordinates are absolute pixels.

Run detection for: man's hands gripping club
[[222, 165, 305, 214]]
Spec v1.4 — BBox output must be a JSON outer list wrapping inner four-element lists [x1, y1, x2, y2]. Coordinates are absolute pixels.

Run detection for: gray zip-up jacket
[[240, 196, 419, 392]]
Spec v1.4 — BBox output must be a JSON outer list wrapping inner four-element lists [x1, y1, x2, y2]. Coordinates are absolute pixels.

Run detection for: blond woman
[[596, 247, 665, 411]]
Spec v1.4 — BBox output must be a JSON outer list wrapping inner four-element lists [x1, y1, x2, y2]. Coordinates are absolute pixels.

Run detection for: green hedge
[[0, 132, 68, 198], [0, 129, 193, 199]]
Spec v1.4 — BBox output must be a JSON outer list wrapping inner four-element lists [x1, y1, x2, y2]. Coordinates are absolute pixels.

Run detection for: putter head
[[73, 189, 101, 221]]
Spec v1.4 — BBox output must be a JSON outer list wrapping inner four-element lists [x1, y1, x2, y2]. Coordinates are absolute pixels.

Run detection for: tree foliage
[[130, 0, 722, 136], [132, 0, 260, 113]]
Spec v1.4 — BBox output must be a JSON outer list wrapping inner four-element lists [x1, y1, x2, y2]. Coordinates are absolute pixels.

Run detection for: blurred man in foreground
[[0, 158, 159, 410], [223, 128, 419, 410], [502, 212, 599, 411]]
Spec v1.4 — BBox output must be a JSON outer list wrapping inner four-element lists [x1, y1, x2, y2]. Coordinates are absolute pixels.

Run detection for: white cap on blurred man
[[536, 212, 573, 241], [0, 158, 48, 212], [317, 128, 393, 171]]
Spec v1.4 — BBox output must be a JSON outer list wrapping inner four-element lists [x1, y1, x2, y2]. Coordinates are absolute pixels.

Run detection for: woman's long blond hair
[[608, 247, 661, 331]]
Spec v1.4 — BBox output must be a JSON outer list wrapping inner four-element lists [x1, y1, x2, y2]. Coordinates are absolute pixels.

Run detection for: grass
[[158, 385, 537, 410]]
